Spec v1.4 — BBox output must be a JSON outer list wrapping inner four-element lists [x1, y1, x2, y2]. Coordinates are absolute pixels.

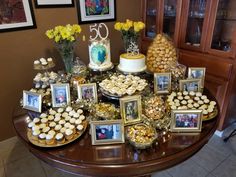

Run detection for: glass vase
[[122, 34, 138, 52], [56, 42, 75, 73]]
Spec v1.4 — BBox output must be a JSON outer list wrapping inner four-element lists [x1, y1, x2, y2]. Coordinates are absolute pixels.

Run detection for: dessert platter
[[27, 106, 88, 147], [99, 74, 148, 99], [21, 22, 219, 150]]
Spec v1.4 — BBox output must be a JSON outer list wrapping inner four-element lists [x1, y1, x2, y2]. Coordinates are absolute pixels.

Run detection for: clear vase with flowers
[[114, 19, 145, 52], [46, 24, 82, 73]]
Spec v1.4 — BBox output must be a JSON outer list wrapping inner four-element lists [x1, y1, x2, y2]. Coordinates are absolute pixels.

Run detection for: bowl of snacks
[[126, 123, 158, 149]]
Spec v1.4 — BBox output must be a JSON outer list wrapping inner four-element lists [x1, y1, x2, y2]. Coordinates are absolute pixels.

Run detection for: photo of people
[[23, 91, 42, 112], [175, 113, 198, 128], [78, 83, 97, 103], [182, 81, 200, 92], [81, 86, 94, 100], [27, 94, 39, 108], [51, 84, 70, 107], [157, 75, 169, 91], [55, 88, 67, 104], [95, 124, 121, 141], [190, 70, 204, 79], [154, 73, 171, 93], [124, 101, 138, 121]]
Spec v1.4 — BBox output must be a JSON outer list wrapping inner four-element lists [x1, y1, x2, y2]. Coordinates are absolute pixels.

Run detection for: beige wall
[[0, 0, 142, 141]]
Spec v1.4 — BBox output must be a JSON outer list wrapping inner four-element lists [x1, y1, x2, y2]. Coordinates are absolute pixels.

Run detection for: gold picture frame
[[23, 91, 42, 113], [51, 83, 71, 107], [119, 95, 142, 126], [90, 120, 125, 145], [170, 110, 203, 133], [188, 67, 206, 88], [179, 79, 201, 92], [77, 83, 98, 103], [154, 72, 171, 94]]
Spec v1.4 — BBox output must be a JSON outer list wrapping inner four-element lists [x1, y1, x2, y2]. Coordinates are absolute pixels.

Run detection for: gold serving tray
[[27, 121, 88, 148]]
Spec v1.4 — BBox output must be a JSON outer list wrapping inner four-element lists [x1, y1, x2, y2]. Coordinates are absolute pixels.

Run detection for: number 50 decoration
[[90, 23, 109, 41]]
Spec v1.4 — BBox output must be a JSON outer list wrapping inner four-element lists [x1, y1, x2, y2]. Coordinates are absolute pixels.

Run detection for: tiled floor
[[1, 125, 236, 177]]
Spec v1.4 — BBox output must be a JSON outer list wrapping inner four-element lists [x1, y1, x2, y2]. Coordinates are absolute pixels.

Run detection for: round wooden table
[[13, 106, 218, 177]]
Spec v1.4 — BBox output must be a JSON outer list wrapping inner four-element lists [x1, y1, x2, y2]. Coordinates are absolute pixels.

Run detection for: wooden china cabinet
[[141, 0, 236, 131]]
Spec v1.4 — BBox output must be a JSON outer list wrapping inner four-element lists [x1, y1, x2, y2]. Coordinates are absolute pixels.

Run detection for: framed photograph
[[179, 79, 201, 92], [170, 110, 203, 133], [51, 83, 71, 107], [119, 95, 142, 126], [94, 145, 123, 161], [76, 0, 116, 24], [23, 91, 42, 112], [154, 73, 171, 94], [35, 0, 74, 8], [90, 120, 125, 145], [0, 0, 36, 32], [188, 67, 206, 88], [77, 83, 98, 103]]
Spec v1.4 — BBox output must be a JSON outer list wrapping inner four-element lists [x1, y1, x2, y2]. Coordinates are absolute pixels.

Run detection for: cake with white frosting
[[118, 53, 146, 73]]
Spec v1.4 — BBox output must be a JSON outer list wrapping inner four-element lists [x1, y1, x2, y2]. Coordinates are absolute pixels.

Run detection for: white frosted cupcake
[[64, 122, 71, 129], [196, 92, 202, 97], [27, 122, 35, 131], [75, 119, 82, 125], [39, 123, 46, 129], [60, 127, 66, 134], [62, 112, 69, 118], [55, 113, 61, 118], [69, 110, 76, 117], [41, 118, 48, 124], [181, 100, 187, 105], [198, 100, 204, 105], [76, 124, 84, 131], [42, 127, 50, 133], [177, 92, 182, 96], [175, 102, 180, 107], [174, 99, 180, 103], [189, 91, 195, 97], [210, 101, 216, 106], [73, 113, 80, 118], [79, 115, 85, 121], [49, 122, 56, 128], [32, 125, 40, 131], [32, 129, 41, 141], [40, 113, 47, 118], [33, 118, 40, 124], [187, 99, 194, 104], [55, 124, 62, 131], [177, 96, 183, 100], [38, 133, 46, 144], [48, 115, 54, 121], [46, 134, 55, 145], [69, 118, 76, 124], [55, 133, 65, 144], [194, 97, 200, 101], [65, 129, 74, 140], [187, 104, 193, 109], [48, 130, 56, 137], [66, 106, 73, 112], [49, 109, 57, 115], [57, 108, 64, 113], [183, 91, 188, 96], [54, 117, 61, 123], [64, 116, 71, 122], [193, 103, 200, 108], [59, 120, 66, 125], [204, 99, 210, 104], [77, 109, 83, 114], [201, 95, 207, 100], [184, 96, 190, 100]]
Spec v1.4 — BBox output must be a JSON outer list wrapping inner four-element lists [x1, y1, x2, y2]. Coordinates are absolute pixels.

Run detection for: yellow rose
[[137, 22, 145, 30], [46, 29, 54, 39], [72, 24, 81, 33], [55, 35, 61, 43], [126, 19, 133, 28], [133, 22, 140, 32], [114, 22, 122, 31], [60, 28, 70, 39], [122, 23, 130, 31]]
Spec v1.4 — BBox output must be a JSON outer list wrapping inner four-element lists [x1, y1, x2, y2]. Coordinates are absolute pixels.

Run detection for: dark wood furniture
[[141, 0, 236, 131], [13, 108, 218, 177]]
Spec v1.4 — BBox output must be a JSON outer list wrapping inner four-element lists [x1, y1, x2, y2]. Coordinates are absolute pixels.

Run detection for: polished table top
[[13, 106, 218, 177]]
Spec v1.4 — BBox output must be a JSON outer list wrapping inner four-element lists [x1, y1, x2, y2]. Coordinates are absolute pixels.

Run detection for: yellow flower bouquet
[[46, 24, 82, 73], [114, 19, 145, 52]]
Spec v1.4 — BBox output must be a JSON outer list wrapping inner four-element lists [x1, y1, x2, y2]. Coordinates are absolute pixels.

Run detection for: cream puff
[[33, 118, 40, 124], [65, 129, 74, 140], [76, 124, 84, 131], [46, 134, 55, 145], [49, 121, 56, 128], [32, 129, 40, 141], [42, 127, 50, 133], [48, 115, 54, 121], [38, 133, 46, 144], [55, 124, 62, 131]]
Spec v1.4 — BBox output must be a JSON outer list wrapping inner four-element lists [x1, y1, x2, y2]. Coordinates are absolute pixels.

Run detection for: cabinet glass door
[[163, 0, 177, 39], [185, 0, 207, 47], [145, 0, 157, 39], [210, 0, 236, 52]]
